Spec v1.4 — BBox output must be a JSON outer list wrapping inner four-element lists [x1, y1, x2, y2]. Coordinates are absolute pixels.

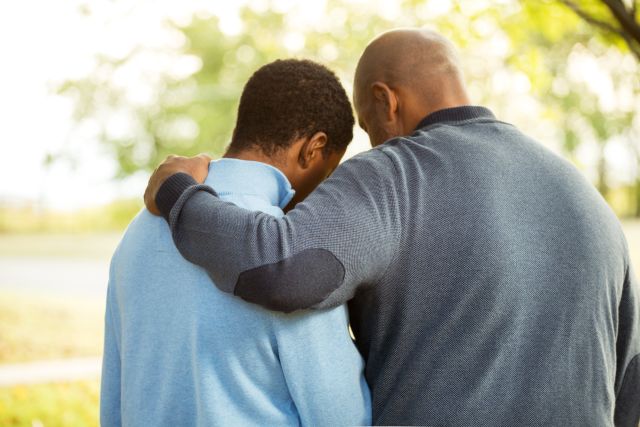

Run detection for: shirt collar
[[204, 158, 295, 209], [414, 106, 496, 131]]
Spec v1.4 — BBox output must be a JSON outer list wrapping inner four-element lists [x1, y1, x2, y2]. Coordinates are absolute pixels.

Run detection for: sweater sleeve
[[614, 259, 640, 427], [274, 306, 371, 426], [158, 149, 401, 312]]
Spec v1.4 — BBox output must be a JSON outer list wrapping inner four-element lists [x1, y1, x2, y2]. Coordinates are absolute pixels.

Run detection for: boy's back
[[100, 159, 370, 426]]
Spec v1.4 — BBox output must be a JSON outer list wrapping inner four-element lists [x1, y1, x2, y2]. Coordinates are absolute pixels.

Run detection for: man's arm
[[614, 260, 640, 427], [274, 306, 371, 426], [153, 149, 401, 312], [100, 275, 122, 426]]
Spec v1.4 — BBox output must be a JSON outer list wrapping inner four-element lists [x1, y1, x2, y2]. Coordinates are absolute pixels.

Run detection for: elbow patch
[[234, 248, 345, 313]]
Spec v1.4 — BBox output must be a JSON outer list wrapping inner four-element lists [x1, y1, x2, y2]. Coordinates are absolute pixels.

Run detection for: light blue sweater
[[100, 158, 371, 427]]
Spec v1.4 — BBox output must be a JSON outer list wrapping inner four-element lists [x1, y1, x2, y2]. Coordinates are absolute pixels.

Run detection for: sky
[[1, 0, 156, 210], [1, 0, 636, 211]]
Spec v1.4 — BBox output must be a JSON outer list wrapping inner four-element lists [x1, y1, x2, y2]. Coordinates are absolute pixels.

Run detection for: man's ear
[[298, 132, 328, 168], [371, 81, 398, 122]]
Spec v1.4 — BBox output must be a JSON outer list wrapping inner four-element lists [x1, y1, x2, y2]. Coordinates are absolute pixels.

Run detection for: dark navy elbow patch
[[234, 248, 345, 313]]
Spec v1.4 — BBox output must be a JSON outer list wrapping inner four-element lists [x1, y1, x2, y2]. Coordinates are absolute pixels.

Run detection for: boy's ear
[[298, 132, 328, 168]]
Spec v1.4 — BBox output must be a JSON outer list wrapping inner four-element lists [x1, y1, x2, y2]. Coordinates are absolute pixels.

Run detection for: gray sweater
[[157, 106, 639, 426]]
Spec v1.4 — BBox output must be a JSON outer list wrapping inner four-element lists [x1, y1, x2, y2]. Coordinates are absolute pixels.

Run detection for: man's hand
[[144, 153, 212, 216]]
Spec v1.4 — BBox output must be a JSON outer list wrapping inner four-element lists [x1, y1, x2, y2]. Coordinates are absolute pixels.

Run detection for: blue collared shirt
[[101, 158, 371, 426]]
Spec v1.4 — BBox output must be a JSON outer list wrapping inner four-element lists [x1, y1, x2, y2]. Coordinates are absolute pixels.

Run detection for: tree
[[559, 0, 640, 60], [554, 0, 640, 214], [56, 0, 640, 215], [500, 1, 639, 213], [54, 0, 436, 176]]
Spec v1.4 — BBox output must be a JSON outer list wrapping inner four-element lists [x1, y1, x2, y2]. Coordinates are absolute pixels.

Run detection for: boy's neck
[[223, 148, 282, 168]]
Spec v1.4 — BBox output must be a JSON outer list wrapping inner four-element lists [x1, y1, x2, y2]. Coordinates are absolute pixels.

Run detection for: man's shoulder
[[337, 145, 398, 178]]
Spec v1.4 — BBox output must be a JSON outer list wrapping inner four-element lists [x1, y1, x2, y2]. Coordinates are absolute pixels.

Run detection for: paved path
[[0, 357, 102, 387], [0, 257, 109, 297], [0, 255, 107, 387]]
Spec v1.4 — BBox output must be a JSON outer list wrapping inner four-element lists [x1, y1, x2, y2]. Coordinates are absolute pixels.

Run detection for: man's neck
[[403, 81, 472, 133]]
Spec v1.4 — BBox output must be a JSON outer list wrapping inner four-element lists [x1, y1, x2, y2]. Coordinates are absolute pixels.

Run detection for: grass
[[0, 199, 142, 234], [0, 292, 103, 364], [0, 380, 99, 427]]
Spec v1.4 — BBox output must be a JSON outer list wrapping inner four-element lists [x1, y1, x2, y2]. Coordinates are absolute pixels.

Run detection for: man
[[144, 30, 640, 426], [101, 59, 371, 426]]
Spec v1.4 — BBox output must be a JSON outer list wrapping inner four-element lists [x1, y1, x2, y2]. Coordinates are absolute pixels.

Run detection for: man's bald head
[[355, 29, 465, 102], [353, 29, 470, 146]]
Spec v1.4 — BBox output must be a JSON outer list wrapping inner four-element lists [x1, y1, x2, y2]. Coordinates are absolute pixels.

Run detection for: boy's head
[[226, 59, 354, 205]]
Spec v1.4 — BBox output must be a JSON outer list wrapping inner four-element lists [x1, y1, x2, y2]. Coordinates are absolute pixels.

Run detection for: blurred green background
[[1, 0, 638, 425]]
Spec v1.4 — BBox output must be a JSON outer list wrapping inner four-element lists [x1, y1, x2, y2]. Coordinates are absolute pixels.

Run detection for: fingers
[[192, 153, 212, 183], [196, 153, 213, 162], [143, 155, 185, 215], [144, 171, 163, 216], [143, 153, 212, 214]]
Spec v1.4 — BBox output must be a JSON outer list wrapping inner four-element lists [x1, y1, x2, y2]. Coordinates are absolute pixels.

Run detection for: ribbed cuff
[[155, 173, 198, 222]]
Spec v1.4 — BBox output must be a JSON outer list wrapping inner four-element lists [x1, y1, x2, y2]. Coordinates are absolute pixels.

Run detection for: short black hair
[[228, 59, 354, 156]]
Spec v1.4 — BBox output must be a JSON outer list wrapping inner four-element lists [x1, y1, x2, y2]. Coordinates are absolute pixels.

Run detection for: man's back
[[351, 107, 635, 424], [100, 159, 370, 426], [152, 106, 639, 426]]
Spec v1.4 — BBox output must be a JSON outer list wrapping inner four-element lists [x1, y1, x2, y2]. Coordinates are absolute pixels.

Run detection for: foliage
[[503, 1, 640, 208], [558, 0, 640, 60], [0, 381, 99, 427], [57, 0, 640, 214], [58, 0, 523, 176]]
